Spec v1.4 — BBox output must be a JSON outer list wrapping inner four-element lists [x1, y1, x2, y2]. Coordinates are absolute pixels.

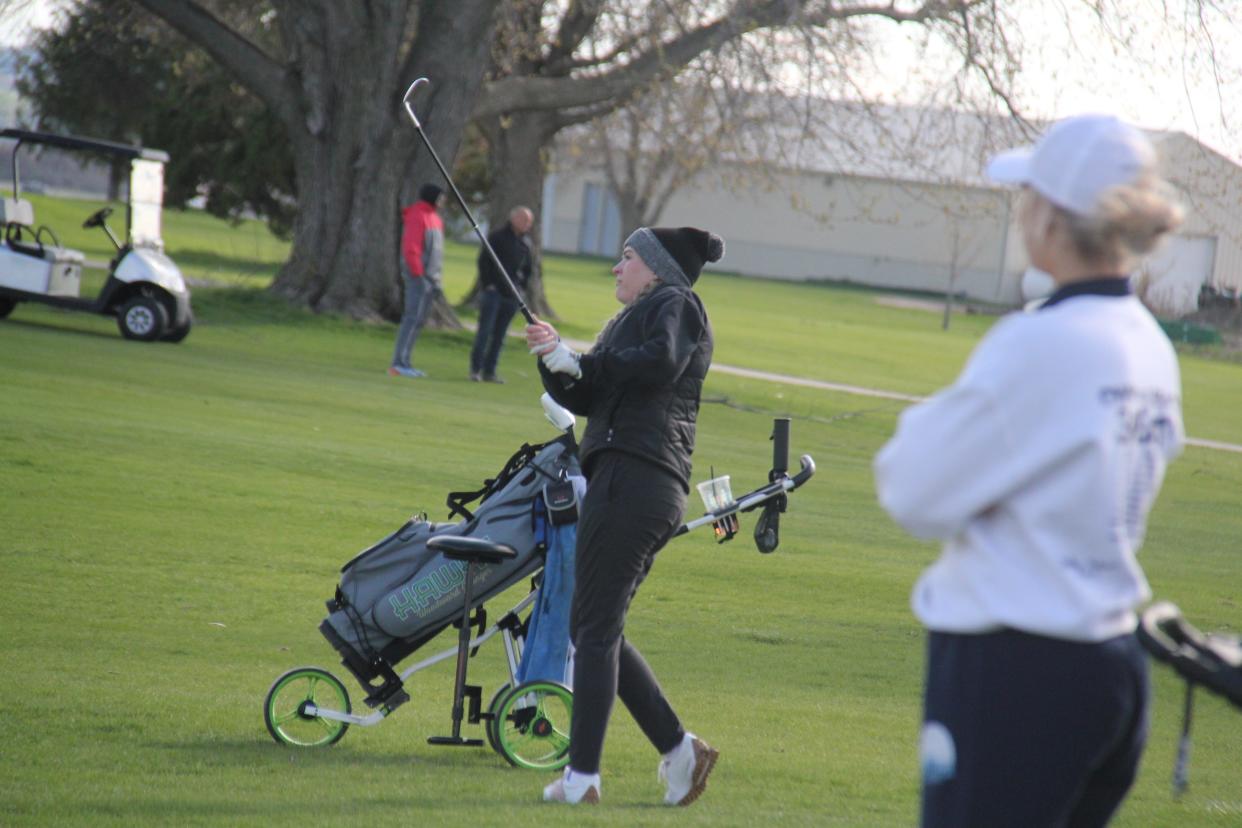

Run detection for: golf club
[[402, 77, 535, 325]]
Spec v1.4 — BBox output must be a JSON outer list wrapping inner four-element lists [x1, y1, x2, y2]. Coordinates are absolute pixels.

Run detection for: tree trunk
[[275, 126, 405, 319], [618, 197, 645, 243], [272, 1, 498, 325], [942, 224, 961, 331], [134, 0, 500, 324], [481, 109, 561, 319]]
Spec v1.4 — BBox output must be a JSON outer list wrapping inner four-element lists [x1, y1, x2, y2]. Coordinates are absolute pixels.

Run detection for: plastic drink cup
[[696, 475, 734, 513]]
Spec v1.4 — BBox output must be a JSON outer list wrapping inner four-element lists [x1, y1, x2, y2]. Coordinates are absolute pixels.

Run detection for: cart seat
[[427, 535, 517, 565], [1, 198, 34, 227], [2, 198, 45, 259]]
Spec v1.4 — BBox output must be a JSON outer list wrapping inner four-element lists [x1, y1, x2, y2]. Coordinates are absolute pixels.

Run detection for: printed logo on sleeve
[[1100, 385, 1180, 549]]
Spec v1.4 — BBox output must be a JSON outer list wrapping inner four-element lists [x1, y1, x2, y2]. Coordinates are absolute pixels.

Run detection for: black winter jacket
[[478, 223, 532, 293], [538, 284, 713, 491]]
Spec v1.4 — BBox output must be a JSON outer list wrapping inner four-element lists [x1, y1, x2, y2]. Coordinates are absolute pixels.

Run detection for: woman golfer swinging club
[[875, 114, 1185, 827], [526, 226, 724, 806]]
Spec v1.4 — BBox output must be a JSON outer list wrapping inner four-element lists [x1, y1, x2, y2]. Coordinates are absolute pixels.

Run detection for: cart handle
[[675, 454, 815, 537]]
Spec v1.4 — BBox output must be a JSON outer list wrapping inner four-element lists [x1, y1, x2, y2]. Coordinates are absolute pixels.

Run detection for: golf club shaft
[[402, 78, 535, 325]]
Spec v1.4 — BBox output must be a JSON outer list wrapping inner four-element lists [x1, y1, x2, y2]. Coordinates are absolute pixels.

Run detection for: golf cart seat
[[1, 197, 34, 227], [2, 197, 45, 259]]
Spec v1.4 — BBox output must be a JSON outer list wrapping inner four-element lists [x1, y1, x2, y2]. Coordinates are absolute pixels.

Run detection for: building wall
[[545, 135, 1242, 312], [1158, 133, 1242, 294], [546, 166, 1023, 304]]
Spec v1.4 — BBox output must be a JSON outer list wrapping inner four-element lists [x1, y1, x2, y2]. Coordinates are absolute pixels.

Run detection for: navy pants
[[469, 288, 519, 377], [568, 452, 687, 774], [921, 628, 1149, 828]]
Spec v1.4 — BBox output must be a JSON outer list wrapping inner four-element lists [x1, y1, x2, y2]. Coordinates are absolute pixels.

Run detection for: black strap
[[444, 440, 551, 521]]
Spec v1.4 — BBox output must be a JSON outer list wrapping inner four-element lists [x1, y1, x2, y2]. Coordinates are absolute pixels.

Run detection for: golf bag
[[1137, 601, 1242, 795], [319, 434, 579, 704]]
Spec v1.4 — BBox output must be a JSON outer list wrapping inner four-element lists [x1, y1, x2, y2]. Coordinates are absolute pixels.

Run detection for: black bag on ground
[[1139, 601, 1242, 708]]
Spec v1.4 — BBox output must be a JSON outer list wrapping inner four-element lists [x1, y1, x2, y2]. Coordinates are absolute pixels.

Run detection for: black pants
[[921, 628, 1149, 828], [469, 289, 519, 377], [568, 451, 687, 774]]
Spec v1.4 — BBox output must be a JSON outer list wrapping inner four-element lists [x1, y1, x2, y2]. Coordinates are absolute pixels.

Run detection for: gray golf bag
[[319, 434, 579, 706]]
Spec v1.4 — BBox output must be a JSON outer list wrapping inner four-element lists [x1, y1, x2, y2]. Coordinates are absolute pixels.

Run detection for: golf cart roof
[[1, 128, 170, 163]]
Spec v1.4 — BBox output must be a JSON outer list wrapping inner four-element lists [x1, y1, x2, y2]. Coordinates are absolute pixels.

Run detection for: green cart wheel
[[485, 682, 511, 755], [494, 680, 573, 771], [264, 666, 351, 748]]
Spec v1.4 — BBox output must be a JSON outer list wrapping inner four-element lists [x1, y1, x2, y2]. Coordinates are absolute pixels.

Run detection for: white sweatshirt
[[874, 291, 1183, 642]]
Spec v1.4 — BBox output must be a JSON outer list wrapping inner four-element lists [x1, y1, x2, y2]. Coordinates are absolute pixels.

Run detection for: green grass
[[19, 193, 291, 287], [3, 202, 1242, 826]]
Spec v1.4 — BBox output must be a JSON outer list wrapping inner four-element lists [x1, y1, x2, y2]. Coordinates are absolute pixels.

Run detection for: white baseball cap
[[986, 114, 1156, 216]]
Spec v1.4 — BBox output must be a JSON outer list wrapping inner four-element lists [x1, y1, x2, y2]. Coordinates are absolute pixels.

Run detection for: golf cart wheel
[[494, 680, 573, 771], [117, 295, 169, 341], [485, 682, 511, 755], [0, 297, 14, 319], [160, 314, 193, 343], [264, 666, 351, 748]]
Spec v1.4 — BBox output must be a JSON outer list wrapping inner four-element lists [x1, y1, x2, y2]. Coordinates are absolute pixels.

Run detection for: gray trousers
[[391, 272, 434, 369]]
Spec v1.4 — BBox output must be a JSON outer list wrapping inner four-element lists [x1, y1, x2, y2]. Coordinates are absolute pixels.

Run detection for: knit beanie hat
[[419, 183, 444, 204], [623, 226, 725, 287]]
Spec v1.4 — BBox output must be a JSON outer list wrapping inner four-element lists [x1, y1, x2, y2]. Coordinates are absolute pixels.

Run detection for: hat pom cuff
[[705, 234, 725, 263]]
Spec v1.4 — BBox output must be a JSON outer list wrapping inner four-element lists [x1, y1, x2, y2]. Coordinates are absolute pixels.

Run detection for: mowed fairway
[[2, 207, 1241, 826]]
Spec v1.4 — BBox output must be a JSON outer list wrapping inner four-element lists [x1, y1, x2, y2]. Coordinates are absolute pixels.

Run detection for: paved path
[[709, 362, 1242, 456], [554, 335, 1242, 456]]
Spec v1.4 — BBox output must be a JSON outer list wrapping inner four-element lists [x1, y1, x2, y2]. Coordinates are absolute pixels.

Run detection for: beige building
[[1141, 133, 1242, 314], [541, 107, 1242, 314]]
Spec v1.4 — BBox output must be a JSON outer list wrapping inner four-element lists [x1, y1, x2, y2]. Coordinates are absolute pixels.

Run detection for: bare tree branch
[[129, 0, 292, 123], [475, 0, 993, 121], [545, 0, 606, 67]]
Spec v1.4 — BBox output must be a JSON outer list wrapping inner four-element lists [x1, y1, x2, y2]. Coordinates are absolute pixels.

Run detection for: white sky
[[0, 1, 60, 48], [855, 1, 1242, 163], [4, 0, 1239, 163]]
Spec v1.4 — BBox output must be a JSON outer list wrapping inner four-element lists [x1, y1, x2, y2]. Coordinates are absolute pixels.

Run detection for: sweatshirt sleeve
[[873, 319, 1077, 540], [873, 381, 1017, 539], [422, 226, 439, 279], [401, 208, 425, 276], [517, 240, 532, 287], [477, 237, 493, 288]]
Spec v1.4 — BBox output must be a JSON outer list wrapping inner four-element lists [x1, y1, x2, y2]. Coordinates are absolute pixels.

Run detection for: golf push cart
[[0, 128, 193, 342], [263, 396, 816, 770]]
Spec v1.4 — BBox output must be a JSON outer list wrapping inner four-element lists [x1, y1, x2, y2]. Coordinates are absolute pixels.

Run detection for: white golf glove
[[540, 341, 582, 379]]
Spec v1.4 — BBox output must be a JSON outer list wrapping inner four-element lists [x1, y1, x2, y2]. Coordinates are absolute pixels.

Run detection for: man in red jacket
[[390, 183, 445, 378]]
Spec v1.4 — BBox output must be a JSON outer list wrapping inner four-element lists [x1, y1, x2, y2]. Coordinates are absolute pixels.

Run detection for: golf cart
[[0, 128, 193, 342]]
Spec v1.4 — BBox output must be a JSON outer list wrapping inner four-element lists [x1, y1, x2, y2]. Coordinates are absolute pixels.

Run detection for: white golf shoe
[[659, 732, 719, 806], [542, 768, 601, 804]]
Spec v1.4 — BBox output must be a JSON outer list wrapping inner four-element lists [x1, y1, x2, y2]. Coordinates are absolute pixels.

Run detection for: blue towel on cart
[[515, 520, 577, 686]]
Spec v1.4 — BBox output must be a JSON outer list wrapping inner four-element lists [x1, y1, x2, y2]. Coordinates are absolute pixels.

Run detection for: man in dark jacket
[[469, 206, 534, 383]]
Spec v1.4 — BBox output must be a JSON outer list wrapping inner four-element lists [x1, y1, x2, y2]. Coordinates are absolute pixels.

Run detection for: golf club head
[[754, 502, 780, 553], [541, 392, 575, 433], [402, 77, 429, 127]]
